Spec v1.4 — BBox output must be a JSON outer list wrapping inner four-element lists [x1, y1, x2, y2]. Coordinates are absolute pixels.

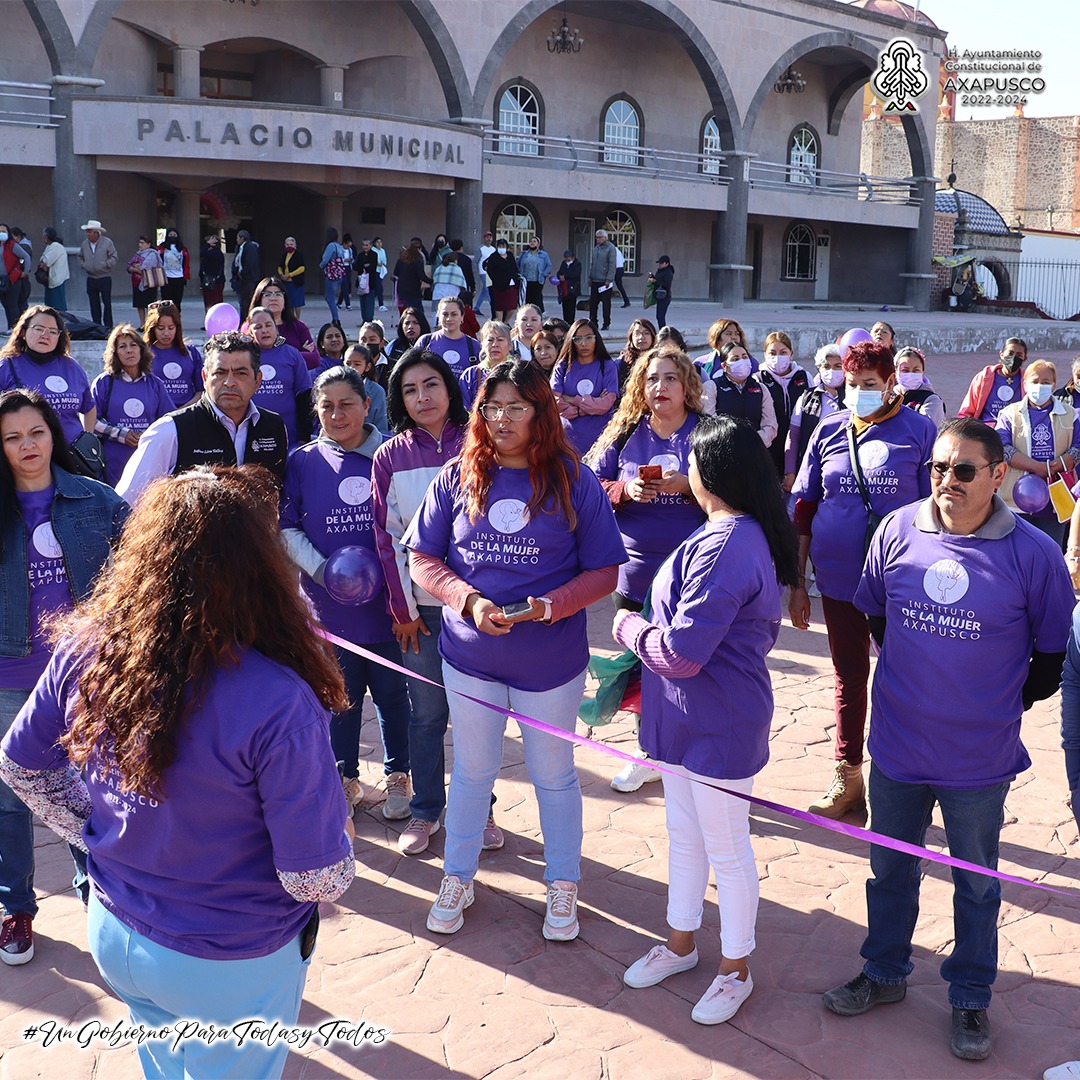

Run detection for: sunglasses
[[925, 460, 1001, 483], [148, 301, 178, 311]]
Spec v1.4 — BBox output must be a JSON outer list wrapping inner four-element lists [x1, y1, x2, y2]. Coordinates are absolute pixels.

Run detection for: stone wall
[[931, 210, 957, 310]]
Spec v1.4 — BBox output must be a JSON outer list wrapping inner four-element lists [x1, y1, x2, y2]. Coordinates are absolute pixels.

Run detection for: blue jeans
[[0, 687, 89, 915], [861, 763, 1009, 1010], [323, 278, 340, 323], [475, 280, 490, 314], [88, 893, 309, 1080], [442, 662, 584, 884], [359, 290, 376, 323], [332, 641, 411, 778]]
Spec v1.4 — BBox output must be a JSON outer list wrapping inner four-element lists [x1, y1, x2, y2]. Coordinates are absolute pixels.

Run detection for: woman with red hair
[[405, 360, 626, 940]]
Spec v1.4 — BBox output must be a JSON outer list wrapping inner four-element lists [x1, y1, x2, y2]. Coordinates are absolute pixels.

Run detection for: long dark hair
[[2, 305, 72, 360], [0, 389, 80, 555], [395, 306, 431, 348], [56, 466, 348, 798], [250, 276, 298, 326], [386, 347, 468, 434], [143, 300, 191, 359], [557, 317, 612, 373], [461, 360, 579, 527], [689, 415, 800, 587], [103, 324, 153, 378]]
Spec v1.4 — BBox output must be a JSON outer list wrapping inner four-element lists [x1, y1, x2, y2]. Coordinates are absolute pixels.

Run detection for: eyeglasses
[[27, 325, 61, 337], [925, 460, 1002, 483], [261, 290, 284, 299], [573, 334, 596, 344], [479, 403, 533, 422]]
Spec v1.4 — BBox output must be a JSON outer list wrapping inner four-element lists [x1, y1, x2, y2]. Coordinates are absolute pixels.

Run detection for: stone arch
[[744, 30, 933, 177], [472, 0, 740, 147], [397, 0, 472, 119]]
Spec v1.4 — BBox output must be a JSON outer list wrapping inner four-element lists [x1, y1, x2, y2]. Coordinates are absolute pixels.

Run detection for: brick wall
[[932, 211, 957, 309]]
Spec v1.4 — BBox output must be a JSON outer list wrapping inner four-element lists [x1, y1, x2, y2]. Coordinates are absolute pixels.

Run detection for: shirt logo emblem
[[923, 559, 970, 604], [32, 521, 63, 560], [338, 476, 372, 506], [45, 376, 69, 393], [858, 442, 890, 471], [488, 498, 530, 535]]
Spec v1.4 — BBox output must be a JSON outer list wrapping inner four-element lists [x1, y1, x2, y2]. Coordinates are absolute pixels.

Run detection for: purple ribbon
[[323, 631, 1076, 898]]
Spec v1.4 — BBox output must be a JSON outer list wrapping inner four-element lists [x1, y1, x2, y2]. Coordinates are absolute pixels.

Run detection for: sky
[[907, 0, 1071, 120]]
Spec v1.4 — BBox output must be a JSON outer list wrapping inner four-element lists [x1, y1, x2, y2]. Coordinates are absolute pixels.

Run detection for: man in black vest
[[116, 330, 287, 502]]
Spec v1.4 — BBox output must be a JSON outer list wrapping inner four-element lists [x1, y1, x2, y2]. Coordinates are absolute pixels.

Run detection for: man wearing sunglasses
[[823, 417, 1074, 1062], [116, 330, 287, 502]]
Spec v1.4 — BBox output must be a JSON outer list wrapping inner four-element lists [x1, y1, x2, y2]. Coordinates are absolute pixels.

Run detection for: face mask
[[897, 371, 924, 392], [0, 233, 8, 243], [820, 368, 845, 388], [764, 355, 792, 376], [1001, 355, 1022, 374], [497, 246, 507, 255], [1027, 383, 1053, 406], [167, 237, 178, 246], [726, 359, 752, 381], [844, 387, 884, 418]]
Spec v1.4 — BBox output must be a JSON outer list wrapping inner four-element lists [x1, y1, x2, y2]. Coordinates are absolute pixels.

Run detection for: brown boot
[[809, 760, 865, 818]]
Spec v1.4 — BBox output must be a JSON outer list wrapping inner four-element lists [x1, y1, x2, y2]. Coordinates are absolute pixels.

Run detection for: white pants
[[662, 765, 758, 959]]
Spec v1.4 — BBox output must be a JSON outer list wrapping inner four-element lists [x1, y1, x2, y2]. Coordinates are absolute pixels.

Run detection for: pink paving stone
[[442, 996, 555, 1077], [484, 1040, 605, 1080]]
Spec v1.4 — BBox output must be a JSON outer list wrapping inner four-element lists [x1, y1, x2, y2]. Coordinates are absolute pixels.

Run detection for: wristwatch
[[537, 596, 553, 624]]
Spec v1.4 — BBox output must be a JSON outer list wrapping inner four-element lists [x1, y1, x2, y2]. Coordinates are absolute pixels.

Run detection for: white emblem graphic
[[1031, 425, 1052, 448], [338, 476, 371, 506], [44, 376, 68, 393], [444, 349, 461, 364], [162, 362, 183, 380], [871, 38, 929, 114], [858, 442, 890, 471], [123, 398, 145, 418], [996, 385, 1014, 402], [650, 453, 681, 473], [261, 364, 277, 382], [32, 522, 62, 560], [923, 559, 970, 604], [575, 379, 595, 396], [488, 498, 530, 534]]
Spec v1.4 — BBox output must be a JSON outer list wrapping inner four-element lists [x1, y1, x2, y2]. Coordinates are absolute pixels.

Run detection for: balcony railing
[[0, 81, 64, 128], [749, 159, 921, 205], [483, 130, 730, 185]]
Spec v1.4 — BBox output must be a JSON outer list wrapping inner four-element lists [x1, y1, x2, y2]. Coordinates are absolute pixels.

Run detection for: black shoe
[[621, 301, 631, 308], [951, 1008, 991, 1060], [602, 324, 610, 331], [822, 972, 906, 1016]]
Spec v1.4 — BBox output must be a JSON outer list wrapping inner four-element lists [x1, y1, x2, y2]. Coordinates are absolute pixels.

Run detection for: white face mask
[[844, 386, 884, 418], [1027, 382, 1054, 406], [819, 368, 845, 388], [726, 359, 752, 381], [497, 246, 507, 255], [897, 371, 924, 392], [764, 355, 793, 376], [0, 233, 8, 243]]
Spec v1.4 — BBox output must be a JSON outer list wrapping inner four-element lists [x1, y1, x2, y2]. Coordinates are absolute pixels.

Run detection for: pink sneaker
[[398, 817, 440, 855], [481, 814, 504, 850]]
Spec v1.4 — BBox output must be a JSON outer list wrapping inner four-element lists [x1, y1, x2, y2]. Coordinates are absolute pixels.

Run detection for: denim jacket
[[0, 467, 129, 657]]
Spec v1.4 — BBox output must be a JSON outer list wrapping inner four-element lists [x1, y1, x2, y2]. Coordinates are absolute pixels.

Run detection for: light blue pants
[[442, 663, 585, 885], [87, 894, 310, 1079]]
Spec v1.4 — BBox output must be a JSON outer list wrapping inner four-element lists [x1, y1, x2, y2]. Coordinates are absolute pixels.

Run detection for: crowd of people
[[0, 273, 1078, 1078]]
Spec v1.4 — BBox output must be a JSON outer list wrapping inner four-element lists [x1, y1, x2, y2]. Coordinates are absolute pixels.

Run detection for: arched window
[[783, 222, 816, 281], [701, 115, 723, 176], [494, 201, 540, 254], [788, 124, 819, 186], [602, 208, 638, 274], [602, 97, 641, 167], [496, 81, 541, 156]]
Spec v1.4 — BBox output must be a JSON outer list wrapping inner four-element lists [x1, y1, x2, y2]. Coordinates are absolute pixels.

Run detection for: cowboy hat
[[80, 219, 107, 232]]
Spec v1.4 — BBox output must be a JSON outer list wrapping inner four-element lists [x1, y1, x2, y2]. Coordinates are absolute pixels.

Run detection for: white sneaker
[[378, 305, 388, 312], [691, 970, 753, 1025], [610, 753, 662, 792], [382, 772, 412, 820], [542, 880, 579, 941], [427, 875, 474, 934], [1045, 1065, 1080, 1080], [624, 944, 699, 988]]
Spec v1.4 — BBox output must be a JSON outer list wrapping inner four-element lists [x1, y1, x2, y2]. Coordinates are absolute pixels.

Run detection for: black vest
[[902, 386, 947, 415], [711, 373, 764, 430], [171, 397, 288, 482], [795, 388, 831, 473], [759, 368, 810, 475]]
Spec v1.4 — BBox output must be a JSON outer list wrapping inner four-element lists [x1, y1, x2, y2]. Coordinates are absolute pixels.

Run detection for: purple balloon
[[839, 327, 874, 355], [323, 545, 382, 606], [204, 302, 240, 336], [1013, 473, 1050, 514]]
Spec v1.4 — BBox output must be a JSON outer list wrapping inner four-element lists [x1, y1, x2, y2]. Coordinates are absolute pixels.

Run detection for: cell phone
[[638, 465, 663, 482], [501, 600, 535, 621], [299, 906, 320, 960]]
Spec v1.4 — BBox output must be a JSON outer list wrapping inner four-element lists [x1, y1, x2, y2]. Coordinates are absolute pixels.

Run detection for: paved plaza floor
[[6, 314, 1080, 1078]]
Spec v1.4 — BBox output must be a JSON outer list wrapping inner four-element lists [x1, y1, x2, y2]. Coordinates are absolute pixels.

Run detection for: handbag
[[847, 423, 883, 558], [70, 431, 106, 482], [324, 256, 345, 281], [358, 271, 370, 295], [142, 265, 166, 289], [643, 281, 656, 309], [35, 263, 50, 287]]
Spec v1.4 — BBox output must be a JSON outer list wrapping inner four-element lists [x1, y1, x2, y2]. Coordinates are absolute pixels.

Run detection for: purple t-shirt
[[91, 373, 176, 486], [2, 642, 350, 960], [0, 355, 93, 446], [856, 499, 1074, 787], [0, 487, 73, 689], [280, 438, 393, 644], [150, 344, 201, 405], [793, 408, 937, 603], [251, 342, 312, 447], [979, 370, 1023, 423], [551, 357, 619, 458], [404, 461, 627, 691], [639, 516, 781, 780], [590, 414, 706, 603], [996, 402, 1080, 519], [416, 331, 481, 376], [458, 364, 488, 413]]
